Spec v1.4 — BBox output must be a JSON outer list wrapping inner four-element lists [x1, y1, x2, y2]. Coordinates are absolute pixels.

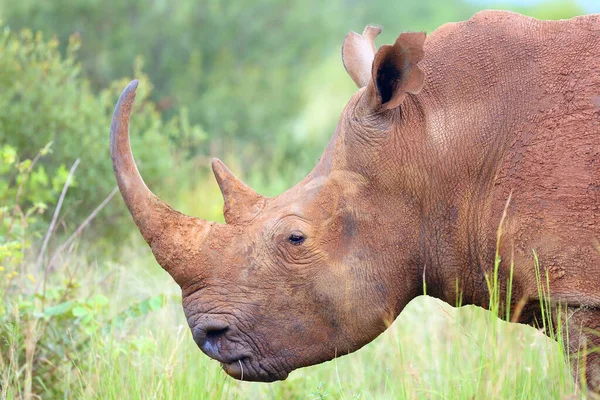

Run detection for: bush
[[0, 27, 205, 242], [0, 144, 170, 398]]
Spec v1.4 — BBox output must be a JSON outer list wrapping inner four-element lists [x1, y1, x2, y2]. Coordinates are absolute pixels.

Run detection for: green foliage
[[0, 0, 340, 170], [0, 26, 205, 240], [0, 144, 58, 261], [0, 145, 170, 398]]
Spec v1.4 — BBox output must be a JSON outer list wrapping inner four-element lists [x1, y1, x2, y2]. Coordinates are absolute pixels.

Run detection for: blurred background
[[0, 1, 597, 398]]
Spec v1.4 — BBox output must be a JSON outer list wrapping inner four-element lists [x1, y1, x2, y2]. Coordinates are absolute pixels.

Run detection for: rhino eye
[[288, 231, 305, 246]]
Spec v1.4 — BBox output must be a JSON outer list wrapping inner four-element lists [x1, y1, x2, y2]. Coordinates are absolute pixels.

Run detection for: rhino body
[[111, 11, 600, 387]]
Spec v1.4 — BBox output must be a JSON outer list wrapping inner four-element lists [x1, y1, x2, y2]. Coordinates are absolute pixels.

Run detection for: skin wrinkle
[[110, 10, 600, 387], [190, 306, 262, 355]]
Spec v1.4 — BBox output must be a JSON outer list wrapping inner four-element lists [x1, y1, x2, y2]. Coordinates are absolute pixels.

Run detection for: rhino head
[[111, 27, 427, 381]]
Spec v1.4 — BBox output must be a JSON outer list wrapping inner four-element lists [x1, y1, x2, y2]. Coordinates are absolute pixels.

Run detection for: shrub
[[0, 144, 169, 398], [0, 27, 205, 242]]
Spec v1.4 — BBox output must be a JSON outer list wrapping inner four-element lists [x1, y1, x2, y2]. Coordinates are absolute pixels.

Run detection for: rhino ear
[[342, 25, 382, 88], [371, 32, 426, 110], [211, 159, 266, 225]]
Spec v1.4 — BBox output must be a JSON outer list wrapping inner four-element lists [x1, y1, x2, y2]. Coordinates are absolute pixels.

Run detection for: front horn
[[110, 80, 216, 284]]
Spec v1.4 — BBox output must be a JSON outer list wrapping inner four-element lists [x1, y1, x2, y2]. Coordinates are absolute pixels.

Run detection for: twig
[[33, 186, 118, 297], [46, 186, 118, 270], [35, 158, 80, 273]]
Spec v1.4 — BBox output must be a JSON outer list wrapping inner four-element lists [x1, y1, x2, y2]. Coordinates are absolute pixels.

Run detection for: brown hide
[[111, 11, 600, 387], [414, 11, 600, 308]]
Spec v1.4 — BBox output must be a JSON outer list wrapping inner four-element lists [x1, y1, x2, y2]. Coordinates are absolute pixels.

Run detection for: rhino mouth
[[220, 356, 289, 382], [191, 321, 289, 382]]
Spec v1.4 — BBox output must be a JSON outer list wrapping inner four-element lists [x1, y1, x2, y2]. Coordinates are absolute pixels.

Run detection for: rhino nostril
[[200, 326, 228, 358], [193, 320, 230, 357], [206, 327, 228, 343]]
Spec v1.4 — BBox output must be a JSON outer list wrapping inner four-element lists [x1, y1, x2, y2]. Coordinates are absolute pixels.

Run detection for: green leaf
[[18, 300, 35, 312], [40, 141, 53, 156], [88, 294, 108, 307], [72, 306, 89, 317], [103, 294, 168, 335], [84, 324, 99, 336], [138, 299, 150, 315], [43, 300, 74, 317], [111, 314, 126, 328], [148, 294, 165, 311]]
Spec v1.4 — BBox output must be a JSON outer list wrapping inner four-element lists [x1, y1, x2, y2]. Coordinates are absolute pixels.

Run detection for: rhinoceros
[[110, 10, 600, 388]]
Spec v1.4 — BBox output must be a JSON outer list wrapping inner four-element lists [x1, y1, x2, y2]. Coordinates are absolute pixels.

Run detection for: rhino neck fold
[[385, 95, 511, 310]]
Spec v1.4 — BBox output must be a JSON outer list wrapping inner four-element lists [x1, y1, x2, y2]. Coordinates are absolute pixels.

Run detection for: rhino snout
[[191, 318, 284, 381]]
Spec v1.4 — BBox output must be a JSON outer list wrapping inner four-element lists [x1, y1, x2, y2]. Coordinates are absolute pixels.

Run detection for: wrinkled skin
[[111, 11, 600, 387], [179, 172, 422, 380]]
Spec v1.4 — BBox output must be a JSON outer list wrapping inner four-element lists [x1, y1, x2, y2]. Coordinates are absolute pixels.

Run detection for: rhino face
[[111, 26, 426, 381], [178, 170, 419, 381]]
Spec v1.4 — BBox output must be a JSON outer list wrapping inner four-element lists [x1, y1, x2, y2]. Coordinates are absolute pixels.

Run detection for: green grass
[[76, 289, 575, 399], [1, 234, 580, 400], [22, 251, 572, 399]]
